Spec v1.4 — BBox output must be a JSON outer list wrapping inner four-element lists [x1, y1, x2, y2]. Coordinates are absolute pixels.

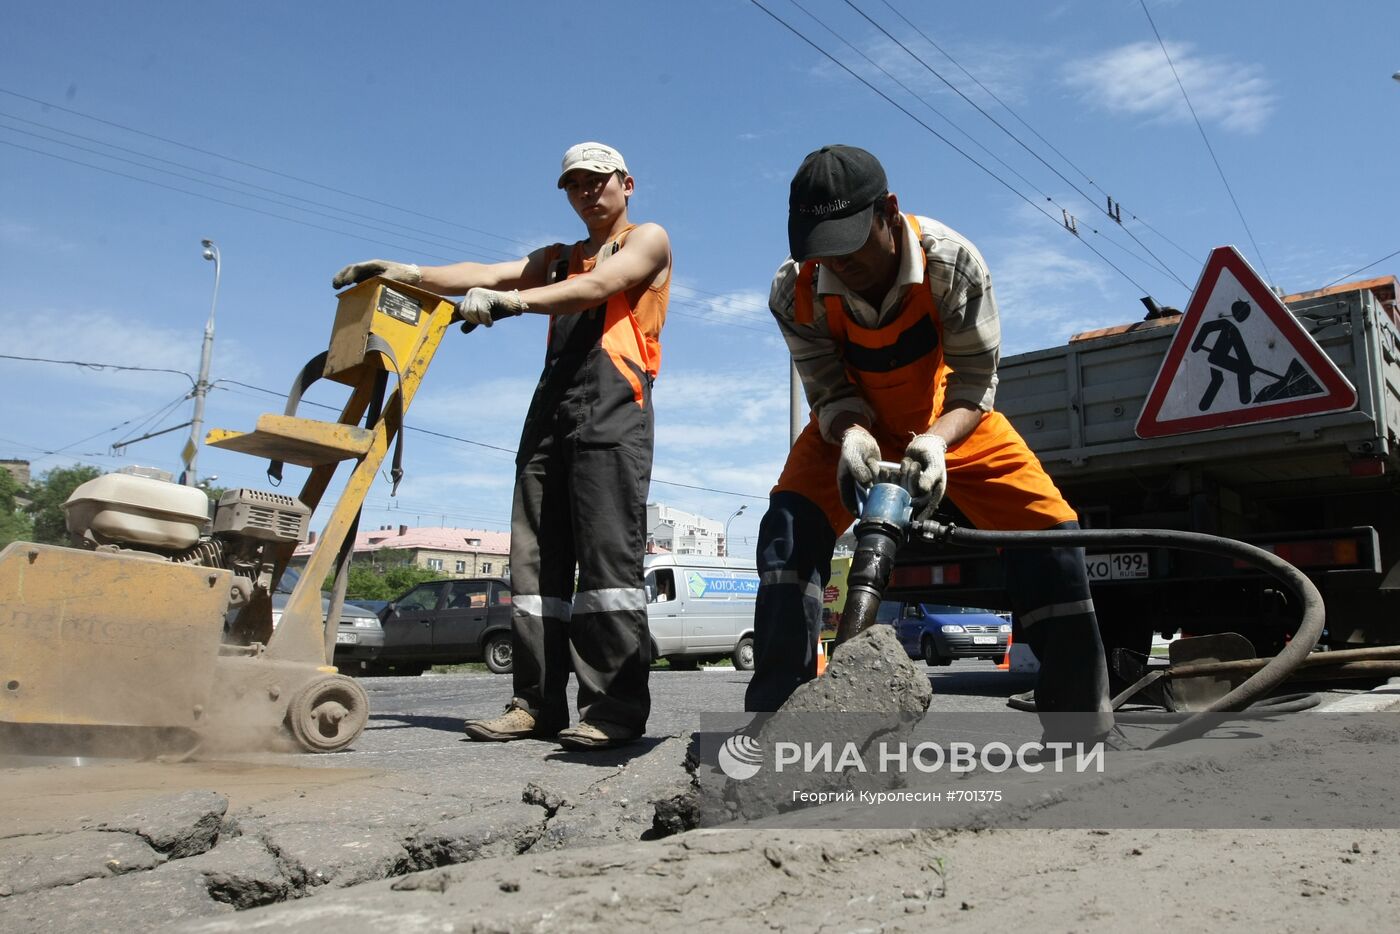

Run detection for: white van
[[643, 554, 758, 670]]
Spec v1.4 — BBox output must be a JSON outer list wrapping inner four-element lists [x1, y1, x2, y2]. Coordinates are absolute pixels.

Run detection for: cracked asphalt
[[4, 665, 1399, 932]]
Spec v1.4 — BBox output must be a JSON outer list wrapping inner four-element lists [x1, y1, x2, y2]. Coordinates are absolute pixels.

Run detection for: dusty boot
[[556, 720, 641, 750], [464, 703, 558, 742]]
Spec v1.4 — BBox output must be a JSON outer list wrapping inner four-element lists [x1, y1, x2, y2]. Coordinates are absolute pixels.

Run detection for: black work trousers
[[507, 403, 653, 734], [745, 493, 1112, 741]]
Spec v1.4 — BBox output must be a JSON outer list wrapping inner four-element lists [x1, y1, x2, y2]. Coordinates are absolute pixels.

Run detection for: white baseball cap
[[557, 142, 629, 188]]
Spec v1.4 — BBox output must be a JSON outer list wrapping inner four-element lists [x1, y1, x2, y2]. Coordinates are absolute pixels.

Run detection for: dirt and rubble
[[1, 669, 1398, 933]]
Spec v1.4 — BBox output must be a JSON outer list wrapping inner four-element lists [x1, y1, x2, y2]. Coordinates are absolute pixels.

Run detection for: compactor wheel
[[286, 674, 369, 753]]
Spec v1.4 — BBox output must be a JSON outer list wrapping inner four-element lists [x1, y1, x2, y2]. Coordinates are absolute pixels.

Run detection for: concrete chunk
[[0, 830, 160, 896]]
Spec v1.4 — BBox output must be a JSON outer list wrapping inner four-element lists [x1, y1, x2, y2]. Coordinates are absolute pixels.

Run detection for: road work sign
[[1136, 246, 1356, 438]]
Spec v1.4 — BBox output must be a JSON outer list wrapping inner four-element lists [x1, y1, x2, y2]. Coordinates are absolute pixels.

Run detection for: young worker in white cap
[[332, 142, 671, 750], [749, 144, 1113, 744]]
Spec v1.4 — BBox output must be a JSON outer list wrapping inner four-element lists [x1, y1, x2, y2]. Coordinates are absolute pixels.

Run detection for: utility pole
[[182, 239, 220, 486]]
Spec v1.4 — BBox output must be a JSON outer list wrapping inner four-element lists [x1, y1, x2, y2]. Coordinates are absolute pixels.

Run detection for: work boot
[[464, 703, 557, 742], [556, 720, 641, 751]]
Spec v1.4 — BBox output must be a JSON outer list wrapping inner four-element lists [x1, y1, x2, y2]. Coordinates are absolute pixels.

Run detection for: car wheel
[[733, 636, 755, 671], [668, 656, 700, 671], [922, 635, 950, 667], [484, 633, 513, 674]]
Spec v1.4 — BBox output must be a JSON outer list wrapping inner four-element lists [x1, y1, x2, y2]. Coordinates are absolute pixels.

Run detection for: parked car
[[371, 577, 514, 675], [645, 555, 758, 670], [347, 598, 390, 616], [876, 601, 1012, 667]]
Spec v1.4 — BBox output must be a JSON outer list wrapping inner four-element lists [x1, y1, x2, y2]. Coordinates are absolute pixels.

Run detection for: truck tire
[[483, 633, 513, 674], [733, 637, 755, 671]]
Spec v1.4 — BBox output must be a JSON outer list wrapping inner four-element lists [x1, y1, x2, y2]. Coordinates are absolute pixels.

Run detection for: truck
[[888, 269, 1400, 665]]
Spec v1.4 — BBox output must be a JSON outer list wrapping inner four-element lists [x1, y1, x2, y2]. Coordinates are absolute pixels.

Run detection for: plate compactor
[[0, 278, 458, 755]]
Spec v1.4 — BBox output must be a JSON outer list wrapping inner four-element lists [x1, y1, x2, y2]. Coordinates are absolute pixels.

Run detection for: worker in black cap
[[748, 145, 1113, 743]]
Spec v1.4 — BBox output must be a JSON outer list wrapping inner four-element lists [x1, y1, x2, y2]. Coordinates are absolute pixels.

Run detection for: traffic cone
[[997, 630, 1012, 670], [816, 639, 828, 675]]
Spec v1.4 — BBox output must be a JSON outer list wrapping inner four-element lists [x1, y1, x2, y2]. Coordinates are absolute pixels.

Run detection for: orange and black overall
[[746, 221, 1111, 736], [509, 226, 668, 734]]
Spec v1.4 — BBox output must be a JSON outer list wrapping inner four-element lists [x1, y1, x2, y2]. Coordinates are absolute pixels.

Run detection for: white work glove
[[901, 432, 948, 518], [836, 424, 882, 518], [331, 259, 422, 290], [456, 288, 527, 328]]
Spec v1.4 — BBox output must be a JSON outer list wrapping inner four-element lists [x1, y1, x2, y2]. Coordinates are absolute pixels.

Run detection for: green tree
[[0, 469, 33, 548], [25, 464, 101, 545], [336, 562, 441, 600]]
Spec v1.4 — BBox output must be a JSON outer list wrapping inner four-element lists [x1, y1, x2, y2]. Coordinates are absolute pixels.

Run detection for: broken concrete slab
[[82, 790, 228, 858], [407, 800, 547, 866], [0, 856, 232, 934], [161, 833, 293, 909], [692, 625, 935, 824], [786, 623, 933, 715], [252, 823, 413, 890], [0, 829, 160, 896]]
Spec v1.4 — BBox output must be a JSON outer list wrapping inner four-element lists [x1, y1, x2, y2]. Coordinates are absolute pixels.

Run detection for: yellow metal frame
[[209, 277, 458, 666]]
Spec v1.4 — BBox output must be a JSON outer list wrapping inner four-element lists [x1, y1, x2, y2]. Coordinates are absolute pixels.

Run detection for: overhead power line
[[0, 352, 194, 383], [877, 0, 1200, 267], [840, 0, 1190, 291], [1138, 0, 1274, 287], [748, 0, 1155, 297], [213, 380, 769, 500]]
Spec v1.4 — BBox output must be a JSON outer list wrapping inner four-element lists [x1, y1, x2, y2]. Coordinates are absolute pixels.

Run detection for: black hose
[[912, 521, 1328, 748]]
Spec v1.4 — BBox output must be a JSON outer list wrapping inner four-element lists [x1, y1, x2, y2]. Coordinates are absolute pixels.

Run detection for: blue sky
[[2, 1, 1397, 552]]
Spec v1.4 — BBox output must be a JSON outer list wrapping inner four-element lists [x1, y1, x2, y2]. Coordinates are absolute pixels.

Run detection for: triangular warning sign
[[1136, 246, 1356, 439]]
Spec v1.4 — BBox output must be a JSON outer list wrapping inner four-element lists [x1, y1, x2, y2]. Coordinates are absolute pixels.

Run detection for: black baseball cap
[[787, 145, 888, 261]]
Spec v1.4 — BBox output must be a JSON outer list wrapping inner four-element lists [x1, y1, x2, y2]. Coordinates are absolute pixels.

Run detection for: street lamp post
[[724, 504, 747, 558], [183, 239, 220, 486]]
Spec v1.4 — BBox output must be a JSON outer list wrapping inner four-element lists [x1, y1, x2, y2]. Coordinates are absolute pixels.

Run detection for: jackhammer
[[829, 462, 1339, 749]]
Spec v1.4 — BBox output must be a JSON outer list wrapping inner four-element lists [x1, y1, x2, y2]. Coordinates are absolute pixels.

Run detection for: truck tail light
[[1235, 537, 1362, 570]]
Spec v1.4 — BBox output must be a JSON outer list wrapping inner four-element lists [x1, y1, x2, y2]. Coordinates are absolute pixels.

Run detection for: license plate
[[335, 632, 358, 645], [973, 635, 997, 645], [1085, 551, 1150, 581]]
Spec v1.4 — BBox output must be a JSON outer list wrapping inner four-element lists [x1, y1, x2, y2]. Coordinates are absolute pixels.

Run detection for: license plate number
[[335, 632, 358, 645], [1085, 551, 1150, 581], [973, 635, 997, 645]]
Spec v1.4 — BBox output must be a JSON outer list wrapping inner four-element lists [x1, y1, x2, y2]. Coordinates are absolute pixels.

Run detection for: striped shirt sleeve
[[769, 258, 874, 443], [916, 217, 1000, 412]]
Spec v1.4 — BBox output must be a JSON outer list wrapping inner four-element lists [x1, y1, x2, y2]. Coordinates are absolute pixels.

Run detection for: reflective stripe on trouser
[[1002, 520, 1113, 741], [509, 434, 653, 733], [744, 490, 837, 712]]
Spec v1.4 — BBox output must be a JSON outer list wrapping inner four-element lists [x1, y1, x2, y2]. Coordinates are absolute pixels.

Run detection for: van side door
[[645, 568, 683, 657]]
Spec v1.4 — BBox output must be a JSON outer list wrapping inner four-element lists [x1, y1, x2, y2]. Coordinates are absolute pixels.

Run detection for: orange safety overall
[[775, 217, 1077, 537], [746, 216, 1111, 735]]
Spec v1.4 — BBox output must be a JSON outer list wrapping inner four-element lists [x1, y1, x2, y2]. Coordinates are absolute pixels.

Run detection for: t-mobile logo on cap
[[796, 199, 851, 216]]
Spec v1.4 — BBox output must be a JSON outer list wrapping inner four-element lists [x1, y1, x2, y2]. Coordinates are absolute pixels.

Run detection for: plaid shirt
[[769, 214, 1001, 442]]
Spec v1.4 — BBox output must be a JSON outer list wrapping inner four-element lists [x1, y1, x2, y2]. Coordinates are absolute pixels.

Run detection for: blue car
[[876, 601, 1012, 667]]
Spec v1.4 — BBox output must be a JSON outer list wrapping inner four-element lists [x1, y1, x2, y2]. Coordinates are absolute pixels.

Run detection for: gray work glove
[[901, 432, 948, 519], [331, 259, 422, 290], [456, 288, 527, 328], [836, 424, 882, 518]]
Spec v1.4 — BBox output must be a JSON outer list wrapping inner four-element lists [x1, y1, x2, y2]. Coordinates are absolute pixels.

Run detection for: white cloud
[[987, 221, 1121, 353], [1062, 40, 1274, 134]]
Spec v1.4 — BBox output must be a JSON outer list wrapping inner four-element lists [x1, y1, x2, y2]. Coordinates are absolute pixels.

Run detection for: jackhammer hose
[[911, 521, 1328, 748]]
